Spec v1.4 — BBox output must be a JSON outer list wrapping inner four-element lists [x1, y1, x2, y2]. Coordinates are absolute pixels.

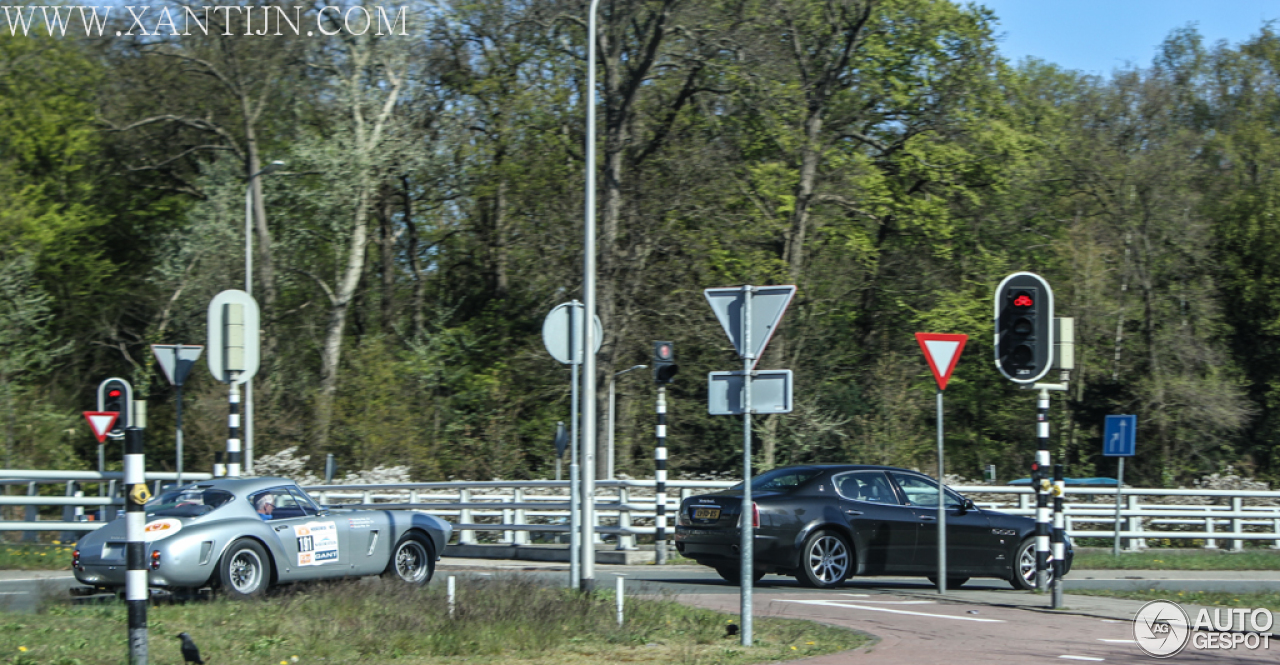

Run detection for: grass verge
[[0, 575, 869, 665], [1070, 588, 1280, 612], [1072, 549, 1280, 571], [0, 542, 72, 571]]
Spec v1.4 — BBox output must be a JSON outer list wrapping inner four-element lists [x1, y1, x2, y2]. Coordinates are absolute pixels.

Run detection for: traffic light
[[98, 378, 132, 436], [994, 272, 1054, 384], [652, 341, 679, 384]]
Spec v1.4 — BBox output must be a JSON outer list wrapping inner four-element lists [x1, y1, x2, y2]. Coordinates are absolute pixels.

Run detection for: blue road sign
[[1103, 415, 1137, 457]]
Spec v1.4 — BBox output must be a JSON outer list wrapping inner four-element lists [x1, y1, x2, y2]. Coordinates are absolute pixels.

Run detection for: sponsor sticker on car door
[[293, 521, 340, 566]]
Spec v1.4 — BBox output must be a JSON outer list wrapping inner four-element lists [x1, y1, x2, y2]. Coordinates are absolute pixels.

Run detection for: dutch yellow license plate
[[693, 507, 720, 520]]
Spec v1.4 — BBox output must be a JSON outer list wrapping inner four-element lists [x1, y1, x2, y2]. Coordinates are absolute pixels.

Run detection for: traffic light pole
[[1035, 388, 1050, 592], [655, 385, 668, 565]]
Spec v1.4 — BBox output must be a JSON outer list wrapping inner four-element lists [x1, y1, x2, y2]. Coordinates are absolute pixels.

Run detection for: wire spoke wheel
[[384, 534, 434, 585], [230, 550, 263, 592]]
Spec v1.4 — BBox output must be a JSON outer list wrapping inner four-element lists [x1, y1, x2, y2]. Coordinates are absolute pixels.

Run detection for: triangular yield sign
[[83, 411, 119, 443], [915, 333, 968, 391]]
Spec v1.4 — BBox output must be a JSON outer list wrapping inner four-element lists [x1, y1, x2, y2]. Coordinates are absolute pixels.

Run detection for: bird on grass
[[177, 632, 206, 664], [725, 623, 739, 638]]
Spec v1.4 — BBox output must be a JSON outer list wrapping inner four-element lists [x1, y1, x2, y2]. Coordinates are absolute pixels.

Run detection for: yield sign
[[83, 411, 120, 443], [915, 333, 968, 390], [704, 285, 796, 370]]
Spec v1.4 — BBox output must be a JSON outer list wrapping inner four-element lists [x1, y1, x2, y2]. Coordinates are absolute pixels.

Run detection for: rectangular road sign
[[708, 370, 793, 415], [1103, 415, 1136, 456], [704, 285, 795, 370]]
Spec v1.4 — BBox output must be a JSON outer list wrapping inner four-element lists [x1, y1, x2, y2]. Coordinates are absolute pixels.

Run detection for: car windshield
[[731, 468, 823, 492], [145, 488, 234, 518]]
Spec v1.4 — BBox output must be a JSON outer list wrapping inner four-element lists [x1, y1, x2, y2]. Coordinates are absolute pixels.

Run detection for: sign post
[[1103, 415, 1137, 556], [152, 344, 203, 487], [915, 333, 968, 595], [704, 284, 795, 647], [542, 301, 602, 589]]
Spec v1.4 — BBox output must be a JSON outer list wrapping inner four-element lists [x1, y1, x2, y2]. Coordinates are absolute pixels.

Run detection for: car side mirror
[[960, 498, 976, 514]]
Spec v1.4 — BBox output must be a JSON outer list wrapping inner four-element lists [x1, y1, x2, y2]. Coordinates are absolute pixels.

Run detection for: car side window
[[834, 471, 902, 505], [286, 489, 319, 517], [889, 473, 961, 508]]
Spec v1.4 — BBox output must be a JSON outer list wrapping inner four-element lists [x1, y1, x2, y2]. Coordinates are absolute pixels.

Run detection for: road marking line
[[0, 592, 24, 595], [839, 593, 871, 597], [778, 599, 1004, 622], [1059, 657, 1104, 661], [1100, 619, 1124, 624], [1098, 639, 1133, 644]]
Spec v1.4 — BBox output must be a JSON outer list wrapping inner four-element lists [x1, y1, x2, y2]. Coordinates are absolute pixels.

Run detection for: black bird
[[176, 632, 205, 664], [725, 623, 739, 638]]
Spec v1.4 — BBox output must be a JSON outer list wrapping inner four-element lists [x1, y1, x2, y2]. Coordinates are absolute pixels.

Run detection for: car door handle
[[920, 515, 937, 521], [844, 509, 863, 516], [274, 525, 289, 532]]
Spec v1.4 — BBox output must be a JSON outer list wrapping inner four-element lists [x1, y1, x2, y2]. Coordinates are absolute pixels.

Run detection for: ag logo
[[1133, 600, 1191, 658]]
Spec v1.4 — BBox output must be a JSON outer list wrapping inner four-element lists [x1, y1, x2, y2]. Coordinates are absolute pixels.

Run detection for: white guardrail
[[2, 471, 1279, 551]]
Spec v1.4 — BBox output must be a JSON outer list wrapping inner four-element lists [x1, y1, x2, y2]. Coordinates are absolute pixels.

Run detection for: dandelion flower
[[18, 646, 27, 652], [292, 657, 299, 662], [791, 646, 797, 650], [281, 661, 288, 665], [806, 641, 815, 645]]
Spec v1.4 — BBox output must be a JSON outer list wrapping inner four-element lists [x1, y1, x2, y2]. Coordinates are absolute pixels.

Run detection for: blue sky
[[978, 1, 1280, 75]]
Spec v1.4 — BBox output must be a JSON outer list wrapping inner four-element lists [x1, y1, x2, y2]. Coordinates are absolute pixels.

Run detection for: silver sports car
[[72, 477, 453, 597]]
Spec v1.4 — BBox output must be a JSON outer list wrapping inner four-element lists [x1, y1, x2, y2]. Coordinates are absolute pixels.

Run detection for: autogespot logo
[[1133, 600, 1191, 658]]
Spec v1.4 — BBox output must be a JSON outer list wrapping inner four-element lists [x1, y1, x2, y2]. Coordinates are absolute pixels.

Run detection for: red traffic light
[[657, 344, 672, 360], [1013, 293, 1034, 308], [107, 389, 122, 398]]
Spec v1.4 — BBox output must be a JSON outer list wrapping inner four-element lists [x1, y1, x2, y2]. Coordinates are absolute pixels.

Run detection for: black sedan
[[674, 465, 1072, 589]]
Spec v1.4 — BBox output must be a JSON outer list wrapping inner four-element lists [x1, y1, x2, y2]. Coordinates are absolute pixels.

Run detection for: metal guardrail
[[2, 471, 1278, 551]]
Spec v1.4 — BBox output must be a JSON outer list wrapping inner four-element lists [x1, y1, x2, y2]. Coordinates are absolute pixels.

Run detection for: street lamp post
[[581, 0, 601, 593], [245, 160, 284, 475], [607, 365, 647, 479]]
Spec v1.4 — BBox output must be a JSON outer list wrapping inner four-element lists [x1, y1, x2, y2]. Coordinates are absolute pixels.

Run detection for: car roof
[[173, 476, 299, 496], [769, 464, 913, 473]]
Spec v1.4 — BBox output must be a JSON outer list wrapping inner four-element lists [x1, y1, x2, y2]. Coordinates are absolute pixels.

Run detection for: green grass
[[1072, 549, 1280, 570], [0, 542, 74, 571], [1071, 588, 1280, 612], [0, 575, 869, 665]]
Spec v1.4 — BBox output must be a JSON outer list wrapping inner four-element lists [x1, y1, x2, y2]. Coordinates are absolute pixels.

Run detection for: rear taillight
[[677, 507, 691, 526], [752, 502, 760, 529], [150, 550, 161, 570], [72, 549, 80, 568]]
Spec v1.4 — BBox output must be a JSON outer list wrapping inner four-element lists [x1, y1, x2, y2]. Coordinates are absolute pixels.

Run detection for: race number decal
[[293, 521, 339, 566]]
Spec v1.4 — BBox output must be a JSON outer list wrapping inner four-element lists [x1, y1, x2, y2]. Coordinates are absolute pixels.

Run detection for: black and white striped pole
[[227, 376, 242, 477], [655, 385, 668, 565], [206, 290, 259, 480], [652, 342, 679, 565], [1052, 463, 1066, 608], [124, 426, 149, 665], [1035, 389, 1051, 591]]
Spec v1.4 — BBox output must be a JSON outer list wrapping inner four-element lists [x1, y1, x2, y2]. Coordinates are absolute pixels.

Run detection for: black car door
[[831, 471, 921, 575], [887, 472, 995, 574]]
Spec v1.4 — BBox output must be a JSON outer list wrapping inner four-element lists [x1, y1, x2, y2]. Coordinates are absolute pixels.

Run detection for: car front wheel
[[1009, 537, 1054, 590], [219, 538, 272, 598], [383, 533, 435, 585], [795, 530, 851, 589]]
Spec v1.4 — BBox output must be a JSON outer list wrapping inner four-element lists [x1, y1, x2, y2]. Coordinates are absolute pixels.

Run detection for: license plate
[[693, 507, 720, 520], [101, 543, 124, 560]]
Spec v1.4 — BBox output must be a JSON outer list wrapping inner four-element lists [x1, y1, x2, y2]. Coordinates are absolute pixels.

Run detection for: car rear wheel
[[715, 566, 764, 585], [383, 533, 435, 585], [795, 530, 851, 589], [1008, 537, 1054, 590], [219, 539, 271, 599]]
